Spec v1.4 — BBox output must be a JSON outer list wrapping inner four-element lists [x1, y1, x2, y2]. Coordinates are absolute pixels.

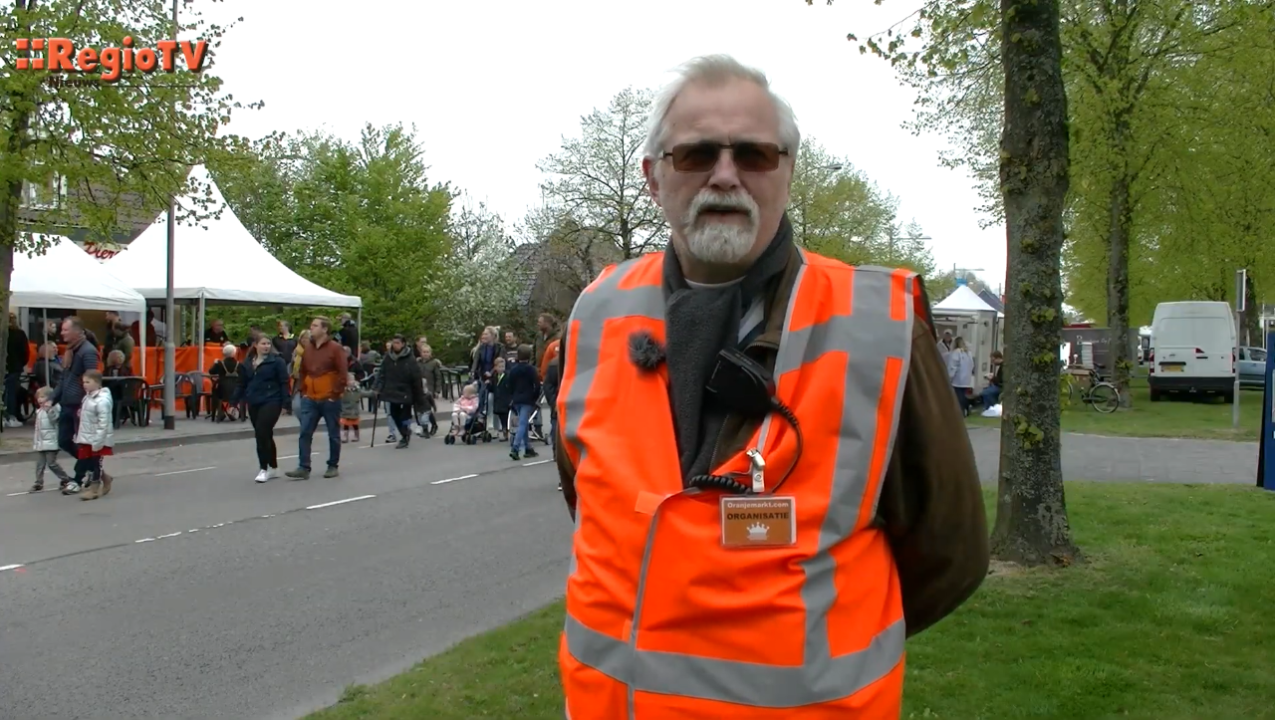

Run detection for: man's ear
[[642, 157, 662, 207]]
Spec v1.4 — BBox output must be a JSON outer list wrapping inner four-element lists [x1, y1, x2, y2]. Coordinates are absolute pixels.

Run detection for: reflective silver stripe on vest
[[560, 258, 665, 583], [563, 254, 915, 710]]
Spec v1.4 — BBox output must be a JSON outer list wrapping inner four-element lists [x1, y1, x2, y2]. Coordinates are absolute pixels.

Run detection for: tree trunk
[[1, 0, 38, 399], [1102, 0, 1135, 409], [619, 216, 632, 260], [991, 0, 1081, 566], [1106, 164, 1134, 408]]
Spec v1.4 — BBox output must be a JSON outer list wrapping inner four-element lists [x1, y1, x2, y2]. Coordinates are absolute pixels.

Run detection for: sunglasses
[[662, 141, 788, 173]]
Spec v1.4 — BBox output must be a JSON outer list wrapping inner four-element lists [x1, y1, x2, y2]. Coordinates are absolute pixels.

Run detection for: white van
[[1148, 301, 1236, 402]]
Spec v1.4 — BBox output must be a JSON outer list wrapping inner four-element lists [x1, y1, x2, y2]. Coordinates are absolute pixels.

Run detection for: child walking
[[73, 370, 114, 501], [31, 387, 71, 493], [507, 345, 541, 461], [340, 372, 366, 443], [489, 357, 511, 441]]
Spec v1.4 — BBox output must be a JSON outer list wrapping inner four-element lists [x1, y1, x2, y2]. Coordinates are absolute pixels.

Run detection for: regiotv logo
[[13, 36, 208, 82]]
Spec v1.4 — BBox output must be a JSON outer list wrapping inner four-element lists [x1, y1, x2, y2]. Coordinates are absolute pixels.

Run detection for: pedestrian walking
[[555, 54, 987, 719], [489, 357, 510, 441], [30, 387, 71, 492], [506, 344, 540, 461], [947, 336, 975, 417], [287, 317, 348, 480], [50, 316, 99, 495], [542, 348, 561, 490], [373, 334, 426, 449], [6, 312, 30, 427], [234, 335, 290, 483], [289, 329, 310, 417], [340, 372, 369, 443], [415, 341, 442, 437], [470, 327, 498, 425], [73, 370, 113, 501]]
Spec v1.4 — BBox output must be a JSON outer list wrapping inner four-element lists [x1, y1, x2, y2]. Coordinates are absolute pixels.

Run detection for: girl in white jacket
[[31, 387, 71, 492], [71, 370, 114, 500]]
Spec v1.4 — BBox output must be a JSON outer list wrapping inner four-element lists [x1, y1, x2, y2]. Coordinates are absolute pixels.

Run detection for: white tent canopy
[[11, 234, 147, 313], [106, 165, 361, 308], [935, 285, 1000, 315]]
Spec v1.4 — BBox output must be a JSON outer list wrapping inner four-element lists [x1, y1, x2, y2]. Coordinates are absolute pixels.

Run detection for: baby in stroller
[[443, 383, 482, 445]]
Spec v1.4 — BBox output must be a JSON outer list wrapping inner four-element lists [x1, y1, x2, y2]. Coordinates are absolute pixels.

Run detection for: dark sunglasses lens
[[733, 142, 781, 171], [670, 143, 722, 172]]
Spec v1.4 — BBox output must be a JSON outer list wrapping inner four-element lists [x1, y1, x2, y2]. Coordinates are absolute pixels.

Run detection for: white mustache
[[688, 191, 759, 224]]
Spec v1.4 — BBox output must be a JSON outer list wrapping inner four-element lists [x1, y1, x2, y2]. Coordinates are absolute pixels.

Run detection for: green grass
[[968, 376, 1265, 441], [308, 482, 1275, 720]]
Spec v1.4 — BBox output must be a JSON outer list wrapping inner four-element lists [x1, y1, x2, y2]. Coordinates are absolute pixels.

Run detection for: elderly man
[[554, 55, 988, 718], [51, 316, 100, 494]]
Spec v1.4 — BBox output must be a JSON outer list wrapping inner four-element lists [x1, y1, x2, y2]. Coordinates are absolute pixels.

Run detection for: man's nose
[[707, 149, 743, 190]]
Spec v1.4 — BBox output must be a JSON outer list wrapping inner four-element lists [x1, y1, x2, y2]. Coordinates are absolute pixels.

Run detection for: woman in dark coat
[[232, 335, 290, 483]]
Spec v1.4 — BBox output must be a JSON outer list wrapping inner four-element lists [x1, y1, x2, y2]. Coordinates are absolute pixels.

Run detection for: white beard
[[684, 221, 756, 265], [679, 191, 760, 265]]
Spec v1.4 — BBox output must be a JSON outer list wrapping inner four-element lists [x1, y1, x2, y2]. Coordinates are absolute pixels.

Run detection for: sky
[[199, 0, 1007, 293]]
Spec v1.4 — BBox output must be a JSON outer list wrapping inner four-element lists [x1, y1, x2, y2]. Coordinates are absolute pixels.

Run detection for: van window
[[1155, 317, 1233, 348]]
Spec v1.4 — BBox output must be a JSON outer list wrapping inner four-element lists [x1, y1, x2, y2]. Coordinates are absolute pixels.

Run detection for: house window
[[22, 174, 67, 209]]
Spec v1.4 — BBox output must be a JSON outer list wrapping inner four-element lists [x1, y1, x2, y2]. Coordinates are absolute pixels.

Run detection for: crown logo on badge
[[747, 522, 769, 541]]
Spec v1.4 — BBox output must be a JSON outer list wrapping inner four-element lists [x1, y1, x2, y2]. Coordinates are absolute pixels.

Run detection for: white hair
[[222, 342, 237, 357], [643, 55, 801, 161]]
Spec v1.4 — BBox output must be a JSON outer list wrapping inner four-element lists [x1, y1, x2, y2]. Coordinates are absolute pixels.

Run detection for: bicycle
[[1059, 367, 1120, 413]]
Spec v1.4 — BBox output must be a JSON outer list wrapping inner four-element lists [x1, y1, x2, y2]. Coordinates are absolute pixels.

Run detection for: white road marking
[[155, 466, 216, 477], [305, 494, 376, 510], [6, 491, 30, 496], [431, 473, 477, 485], [6, 452, 538, 568]]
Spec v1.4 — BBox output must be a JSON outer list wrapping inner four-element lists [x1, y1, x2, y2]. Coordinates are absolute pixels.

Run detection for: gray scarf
[[663, 215, 794, 480]]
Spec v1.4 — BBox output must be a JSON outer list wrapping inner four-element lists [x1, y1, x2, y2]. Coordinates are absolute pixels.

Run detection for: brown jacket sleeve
[[875, 284, 989, 637]]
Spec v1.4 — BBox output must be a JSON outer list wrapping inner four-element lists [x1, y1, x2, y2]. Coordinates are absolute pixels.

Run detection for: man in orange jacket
[[554, 54, 988, 719]]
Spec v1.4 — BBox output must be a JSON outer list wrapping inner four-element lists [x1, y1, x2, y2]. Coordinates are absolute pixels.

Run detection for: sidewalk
[[0, 400, 467, 465]]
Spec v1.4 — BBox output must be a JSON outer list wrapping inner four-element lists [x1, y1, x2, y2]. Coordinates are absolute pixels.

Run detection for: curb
[[0, 415, 386, 466]]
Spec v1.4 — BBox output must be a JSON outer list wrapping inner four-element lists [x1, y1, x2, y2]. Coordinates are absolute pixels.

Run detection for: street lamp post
[[888, 233, 932, 261], [161, 0, 178, 430], [954, 265, 985, 287]]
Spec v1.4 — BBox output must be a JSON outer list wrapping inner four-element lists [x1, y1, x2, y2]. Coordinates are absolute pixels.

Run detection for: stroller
[[507, 393, 553, 446], [443, 406, 490, 445]]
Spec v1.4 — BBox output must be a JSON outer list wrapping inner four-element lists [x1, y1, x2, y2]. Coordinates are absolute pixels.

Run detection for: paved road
[[0, 433, 572, 720], [0, 427, 1258, 719], [966, 426, 1258, 485]]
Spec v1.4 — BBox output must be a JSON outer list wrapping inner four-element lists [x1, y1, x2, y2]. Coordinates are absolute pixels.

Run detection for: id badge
[[720, 496, 796, 548]]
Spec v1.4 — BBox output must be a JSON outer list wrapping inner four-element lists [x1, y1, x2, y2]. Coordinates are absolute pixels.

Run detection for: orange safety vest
[[557, 249, 921, 719]]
